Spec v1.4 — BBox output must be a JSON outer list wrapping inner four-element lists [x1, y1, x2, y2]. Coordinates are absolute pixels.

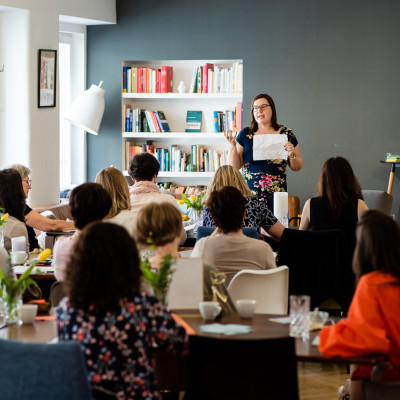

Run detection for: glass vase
[[188, 209, 203, 233], [2, 289, 22, 325]]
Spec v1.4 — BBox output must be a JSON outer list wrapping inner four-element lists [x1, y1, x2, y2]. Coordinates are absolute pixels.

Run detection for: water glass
[[289, 295, 310, 340]]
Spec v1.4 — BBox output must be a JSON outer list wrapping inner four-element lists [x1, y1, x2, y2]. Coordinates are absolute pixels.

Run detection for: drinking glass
[[289, 295, 310, 340]]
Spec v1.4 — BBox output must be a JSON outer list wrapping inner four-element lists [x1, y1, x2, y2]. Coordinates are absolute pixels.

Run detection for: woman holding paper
[[225, 93, 302, 210]]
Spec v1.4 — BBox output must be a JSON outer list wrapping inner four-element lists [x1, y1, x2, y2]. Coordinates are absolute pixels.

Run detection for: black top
[[24, 205, 39, 251]]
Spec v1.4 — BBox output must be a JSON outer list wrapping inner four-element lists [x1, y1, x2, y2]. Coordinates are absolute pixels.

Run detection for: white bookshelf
[[121, 59, 243, 185]]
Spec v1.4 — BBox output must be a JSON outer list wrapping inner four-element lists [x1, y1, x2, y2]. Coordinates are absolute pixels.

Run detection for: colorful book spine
[[138, 68, 144, 93], [185, 111, 202, 132], [155, 111, 171, 132], [189, 66, 198, 93], [161, 66, 173, 93], [213, 111, 220, 133], [122, 66, 129, 93]]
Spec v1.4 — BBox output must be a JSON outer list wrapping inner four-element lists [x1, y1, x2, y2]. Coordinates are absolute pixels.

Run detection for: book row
[[157, 183, 207, 196], [189, 62, 243, 94], [213, 102, 243, 133], [125, 142, 227, 173], [122, 65, 173, 93], [123, 107, 171, 133]]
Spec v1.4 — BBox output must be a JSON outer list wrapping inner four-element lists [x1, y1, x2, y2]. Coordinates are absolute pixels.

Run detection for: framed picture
[[38, 49, 57, 108]]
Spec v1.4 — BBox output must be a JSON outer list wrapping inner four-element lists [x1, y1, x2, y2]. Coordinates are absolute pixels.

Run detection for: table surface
[[0, 311, 385, 366]]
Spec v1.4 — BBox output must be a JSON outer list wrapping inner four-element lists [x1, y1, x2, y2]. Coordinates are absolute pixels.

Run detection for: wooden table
[[179, 311, 385, 365], [0, 319, 57, 343], [380, 160, 400, 195]]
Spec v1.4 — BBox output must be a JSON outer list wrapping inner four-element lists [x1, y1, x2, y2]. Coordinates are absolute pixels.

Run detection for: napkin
[[200, 323, 252, 336]]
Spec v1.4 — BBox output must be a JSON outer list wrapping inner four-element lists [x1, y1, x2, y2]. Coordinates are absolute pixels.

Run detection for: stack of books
[[122, 108, 171, 133], [386, 154, 400, 162]]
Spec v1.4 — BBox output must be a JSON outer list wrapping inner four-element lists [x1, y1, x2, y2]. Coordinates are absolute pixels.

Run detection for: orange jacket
[[319, 271, 400, 369]]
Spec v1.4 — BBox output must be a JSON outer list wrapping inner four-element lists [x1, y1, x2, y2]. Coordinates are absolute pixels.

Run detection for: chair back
[[50, 281, 67, 307], [277, 228, 355, 312], [0, 340, 92, 400], [183, 335, 299, 400], [196, 226, 258, 241], [363, 381, 400, 400], [362, 190, 393, 215], [227, 266, 289, 314]]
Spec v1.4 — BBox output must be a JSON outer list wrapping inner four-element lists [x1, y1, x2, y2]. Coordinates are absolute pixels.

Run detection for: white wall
[[0, 0, 115, 207]]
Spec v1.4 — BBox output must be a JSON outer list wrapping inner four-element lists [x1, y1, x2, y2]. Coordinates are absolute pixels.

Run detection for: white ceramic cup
[[199, 301, 221, 321], [19, 304, 38, 324], [10, 251, 28, 265], [236, 299, 257, 319]]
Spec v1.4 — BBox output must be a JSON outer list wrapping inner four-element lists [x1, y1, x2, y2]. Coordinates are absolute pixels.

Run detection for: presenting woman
[[225, 93, 302, 211]]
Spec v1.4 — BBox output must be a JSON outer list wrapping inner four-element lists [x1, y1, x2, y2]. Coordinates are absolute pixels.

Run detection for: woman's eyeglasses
[[23, 179, 32, 186], [253, 104, 270, 111]]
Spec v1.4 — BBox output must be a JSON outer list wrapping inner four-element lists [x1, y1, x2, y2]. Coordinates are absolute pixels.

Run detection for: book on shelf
[[386, 154, 400, 162], [185, 111, 202, 132], [202, 63, 214, 93], [123, 66, 130, 93], [189, 66, 198, 93], [155, 111, 171, 132], [161, 66, 173, 93]]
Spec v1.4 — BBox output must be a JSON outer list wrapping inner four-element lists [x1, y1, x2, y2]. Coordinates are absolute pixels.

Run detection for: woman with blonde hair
[[95, 167, 136, 236], [202, 165, 285, 241]]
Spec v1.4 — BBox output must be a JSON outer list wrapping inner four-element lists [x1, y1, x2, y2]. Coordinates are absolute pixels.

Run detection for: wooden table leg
[[387, 164, 396, 195]]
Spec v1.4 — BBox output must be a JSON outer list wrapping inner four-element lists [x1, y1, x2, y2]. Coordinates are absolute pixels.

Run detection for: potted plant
[[0, 248, 51, 324], [179, 192, 205, 231]]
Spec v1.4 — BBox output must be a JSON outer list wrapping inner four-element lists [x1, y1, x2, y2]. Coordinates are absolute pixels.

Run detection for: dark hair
[[353, 210, 400, 282], [0, 169, 26, 222], [69, 183, 112, 230], [249, 93, 281, 133], [128, 153, 160, 182], [135, 202, 182, 247], [208, 186, 245, 233], [318, 157, 363, 216], [64, 222, 141, 312]]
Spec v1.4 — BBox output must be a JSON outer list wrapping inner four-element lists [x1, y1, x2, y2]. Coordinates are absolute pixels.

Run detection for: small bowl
[[309, 310, 329, 330]]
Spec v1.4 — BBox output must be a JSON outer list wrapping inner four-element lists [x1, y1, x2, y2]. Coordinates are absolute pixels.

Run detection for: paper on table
[[312, 335, 319, 347], [253, 134, 288, 161], [269, 316, 291, 324], [200, 323, 252, 336]]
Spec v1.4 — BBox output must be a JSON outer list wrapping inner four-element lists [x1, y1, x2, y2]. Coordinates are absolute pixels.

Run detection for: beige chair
[[227, 266, 289, 315], [362, 190, 393, 215]]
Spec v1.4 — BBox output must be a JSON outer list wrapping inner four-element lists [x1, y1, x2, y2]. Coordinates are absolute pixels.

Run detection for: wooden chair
[[183, 335, 299, 400], [227, 266, 289, 314], [288, 195, 301, 226], [50, 281, 67, 307]]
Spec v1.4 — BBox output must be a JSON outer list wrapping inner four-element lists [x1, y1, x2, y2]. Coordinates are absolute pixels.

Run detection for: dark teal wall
[[87, 0, 400, 217]]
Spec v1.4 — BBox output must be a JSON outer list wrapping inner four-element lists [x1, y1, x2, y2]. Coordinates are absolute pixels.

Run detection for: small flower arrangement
[[179, 192, 205, 212], [0, 248, 51, 324], [0, 206, 9, 227], [140, 234, 175, 307]]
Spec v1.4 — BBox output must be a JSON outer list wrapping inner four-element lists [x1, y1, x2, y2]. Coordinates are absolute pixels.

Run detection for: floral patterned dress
[[57, 294, 188, 400], [236, 126, 298, 210]]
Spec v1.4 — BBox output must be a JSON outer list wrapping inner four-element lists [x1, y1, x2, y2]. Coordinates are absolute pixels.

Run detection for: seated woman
[[95, 166, 136, 236], [128, 152, 186, 244], [0, 169, 29, 253], [57, 222, 188, 399], [202, 165, 285, 241], [9, 164, 75, 251], [53, 183, 112, 281], [300, 157, 368, 232], [319, 210, 400, 400], [192, 186, 276, 286], [134, 201, 228, 301]]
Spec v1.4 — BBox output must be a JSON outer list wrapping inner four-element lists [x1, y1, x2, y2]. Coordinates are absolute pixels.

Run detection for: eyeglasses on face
[[253, 104, 270, 111], [23, 179, 32, 186]]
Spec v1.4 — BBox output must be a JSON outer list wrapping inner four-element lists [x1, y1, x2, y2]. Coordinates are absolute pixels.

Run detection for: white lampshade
[[64, 81, 105, 135]]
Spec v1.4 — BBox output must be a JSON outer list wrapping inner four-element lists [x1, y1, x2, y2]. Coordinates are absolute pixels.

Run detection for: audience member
[[319, 210, 400, 400], [9, 164, 75, 251], [192, 186, 276, 285], [300, 157, 368, 232], [0, 169, 29, 253], [95, 166, 136, 236], [202, 165, 285, 241], [128, 152, 186, 244], [57, 222, 188, 399], [53, 183, 111, 281]]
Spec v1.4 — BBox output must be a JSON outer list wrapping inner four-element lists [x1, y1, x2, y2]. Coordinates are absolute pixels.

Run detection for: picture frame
[[38, 49, 57, 108]]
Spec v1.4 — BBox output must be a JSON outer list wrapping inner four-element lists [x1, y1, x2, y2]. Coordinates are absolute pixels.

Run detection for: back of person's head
[[318, 156, 362, 214], [95, 167, 131, 218], [0, 168, 26, 222], [208, 186, 245, 233], [69, 183, 112, 230], [65, 222, 141, 312], [128, 153, 160, 182], [135, 202, 182, 247], [7, 164, 31, 180], [204, 165, 252, 204], [353, 210, 400, 281]]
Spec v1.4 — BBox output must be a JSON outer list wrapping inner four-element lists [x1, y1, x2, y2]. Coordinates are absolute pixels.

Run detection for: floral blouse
[[202, 196, 277, 233], [236, 126, 298, 210], [57, 294, 188, 400]]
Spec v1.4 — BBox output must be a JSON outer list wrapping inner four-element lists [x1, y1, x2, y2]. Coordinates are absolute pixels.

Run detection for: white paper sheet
[[253, 134, 288, 161]]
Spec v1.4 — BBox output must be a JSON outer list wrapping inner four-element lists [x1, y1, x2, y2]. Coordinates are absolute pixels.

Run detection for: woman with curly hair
[[57, 222, 188, 400]]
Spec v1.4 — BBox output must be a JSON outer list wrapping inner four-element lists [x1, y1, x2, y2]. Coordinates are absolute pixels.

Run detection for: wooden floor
[[298, 361, 349, 400]]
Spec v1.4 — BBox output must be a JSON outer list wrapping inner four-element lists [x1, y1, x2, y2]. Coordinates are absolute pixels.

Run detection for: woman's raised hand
[[224, 130, 237, 147]]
